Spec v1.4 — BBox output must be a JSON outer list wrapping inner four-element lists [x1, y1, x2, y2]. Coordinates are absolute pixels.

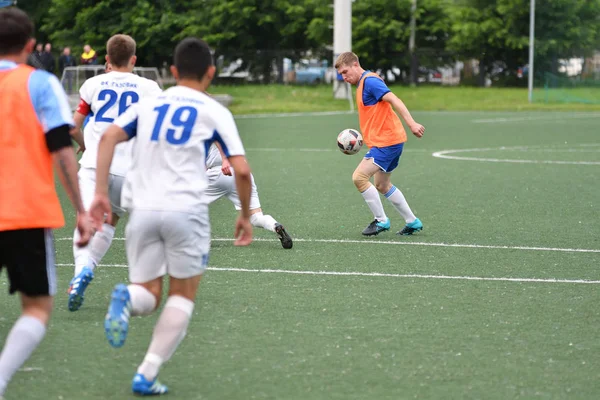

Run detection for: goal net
[[60, 65, 164, 110]]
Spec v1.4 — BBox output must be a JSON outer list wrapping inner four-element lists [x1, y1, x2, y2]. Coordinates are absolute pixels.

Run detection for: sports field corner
[[1, 109, 599, 399]]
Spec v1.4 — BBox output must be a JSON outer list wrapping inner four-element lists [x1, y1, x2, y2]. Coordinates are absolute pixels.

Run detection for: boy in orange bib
[[335, 52, 424, 236]]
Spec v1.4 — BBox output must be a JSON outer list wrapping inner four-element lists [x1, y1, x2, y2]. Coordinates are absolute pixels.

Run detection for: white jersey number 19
[[151, 104, 198, 145]]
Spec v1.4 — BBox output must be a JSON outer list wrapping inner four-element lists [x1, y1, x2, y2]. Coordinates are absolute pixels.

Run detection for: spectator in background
[[41, 43, 54, 73], [29, 42, 43, 68], [80, 44, 97, 80], [59, 47, 76, 93], [26, 46, 44, 69]]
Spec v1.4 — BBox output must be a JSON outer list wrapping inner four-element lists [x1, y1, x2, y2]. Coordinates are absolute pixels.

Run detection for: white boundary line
[[54, 263, 600, 285], [432, 145, 600, 165], [55, 237, 600, 254]]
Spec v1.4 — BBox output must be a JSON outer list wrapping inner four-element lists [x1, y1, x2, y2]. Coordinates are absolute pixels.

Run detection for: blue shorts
[[364, 143, 404, 172]]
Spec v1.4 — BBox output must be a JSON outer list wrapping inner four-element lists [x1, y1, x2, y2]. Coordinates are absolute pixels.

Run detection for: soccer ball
[[337, 129, 363, 155]]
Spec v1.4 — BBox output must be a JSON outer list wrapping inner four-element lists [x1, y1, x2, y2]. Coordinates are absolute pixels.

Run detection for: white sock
[[88, 223, 115, 270], [128, 284, 157, 316], [137, 296, 194, 381], [384, 185, 416, 223], [250, 212, 277, 232], [73, 228, 91, 276], [0, 316, 46, 396], [360, 185, 387, 222]]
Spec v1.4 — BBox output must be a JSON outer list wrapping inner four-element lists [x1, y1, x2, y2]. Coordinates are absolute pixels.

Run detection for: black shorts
[[0, 228, 57, 296]]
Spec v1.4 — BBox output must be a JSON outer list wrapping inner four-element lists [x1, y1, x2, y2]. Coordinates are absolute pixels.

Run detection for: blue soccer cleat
[[132, 373, 169, 396], [67, 267, 94, 312], [104, 283, 131, 348], [362, 218, 391, 236], [397, 218, 423, 236]]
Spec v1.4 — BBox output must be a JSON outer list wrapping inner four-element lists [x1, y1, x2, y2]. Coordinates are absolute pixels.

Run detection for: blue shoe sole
[[67, 269, 94, 312], [104, 284, 130, 348], [132, 387, 169, 396]]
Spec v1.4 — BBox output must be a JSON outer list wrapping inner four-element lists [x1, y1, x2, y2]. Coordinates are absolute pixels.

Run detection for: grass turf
[[208, 85, 600, 114], [1, 111, 599, 399]]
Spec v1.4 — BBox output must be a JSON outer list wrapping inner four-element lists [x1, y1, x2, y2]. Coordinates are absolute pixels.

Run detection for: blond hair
[[106, 34, 136, 68], [335, 52, 359, 69]]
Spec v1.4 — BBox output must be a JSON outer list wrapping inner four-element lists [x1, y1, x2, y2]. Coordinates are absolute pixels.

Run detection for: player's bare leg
[[373, 171, 422, 235], [249, 208, 292, 249], [69, 212, 120, 311], [353, 158, 390, 236]]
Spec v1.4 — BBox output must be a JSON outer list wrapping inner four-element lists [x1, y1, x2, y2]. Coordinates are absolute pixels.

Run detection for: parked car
[[294, 59, 330, 84], [418, 67, 442, 83]]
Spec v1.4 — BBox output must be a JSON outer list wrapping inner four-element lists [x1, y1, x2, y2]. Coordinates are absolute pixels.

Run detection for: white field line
[[55, 237, 600, 254], [432, 146, 600, 165], [471, 113, 600, 124], [54, 263, 600, 285]]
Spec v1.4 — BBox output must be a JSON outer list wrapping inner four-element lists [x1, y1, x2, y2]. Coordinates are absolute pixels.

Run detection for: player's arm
[[228, 155, 253, 246], [71, 111, 86, 150], [96, 125, 129, 194], [89, 105, 137, 229], [228, 155, 251, 216], [381, 92, 425, 138], [72, 82, 93, 150], [214, 110, 253, 246], [48, 125, 85, 215], [216, 142, 232, 176], [32, 71, 92, 246]]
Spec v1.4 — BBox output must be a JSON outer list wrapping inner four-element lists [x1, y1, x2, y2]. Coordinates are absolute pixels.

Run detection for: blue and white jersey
[[78, 71, 162, 176], [113, 85, 246, 212]]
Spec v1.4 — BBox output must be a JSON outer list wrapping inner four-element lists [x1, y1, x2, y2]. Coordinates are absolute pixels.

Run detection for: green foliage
[[16, 0, 53, 43], [42, 0, 187, 66], [176, 0, 331, 82], [450, 0, 600, 86], [19, 0, 600, 86]]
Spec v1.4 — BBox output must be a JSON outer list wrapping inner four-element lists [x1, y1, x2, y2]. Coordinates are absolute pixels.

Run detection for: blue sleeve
[[28, 70, 74, 133], [113, 103, 139, 139], [122, 121, 137, 138], [363, 77, 391, 106]]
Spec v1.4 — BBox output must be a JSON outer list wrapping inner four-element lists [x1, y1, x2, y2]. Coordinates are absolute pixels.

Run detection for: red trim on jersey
[[76, 99, 91, 115]]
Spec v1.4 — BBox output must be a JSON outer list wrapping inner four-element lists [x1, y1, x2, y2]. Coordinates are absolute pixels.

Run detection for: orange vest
[[0, 65, 65, 230], [356, 72, 406, 148]]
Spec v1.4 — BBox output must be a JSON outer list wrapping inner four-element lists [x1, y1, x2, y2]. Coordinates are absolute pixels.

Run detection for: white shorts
[[204, 168, 261, 211], [125, 208, 210, 283], [78, 167, 126, 217]]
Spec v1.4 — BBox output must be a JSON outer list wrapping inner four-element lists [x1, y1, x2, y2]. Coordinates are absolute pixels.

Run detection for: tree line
[[18, 0, 600, 86]]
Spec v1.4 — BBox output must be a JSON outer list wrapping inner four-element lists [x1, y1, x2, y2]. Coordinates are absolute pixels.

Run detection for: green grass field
[[207, 85, 600, 114], [1, 111, 600, 399]]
